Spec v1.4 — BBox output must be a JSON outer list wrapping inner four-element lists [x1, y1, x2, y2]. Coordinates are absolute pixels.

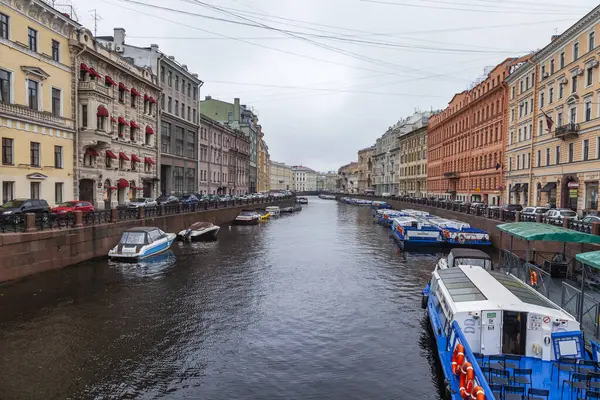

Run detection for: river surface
[[0, 197, 449, 399]]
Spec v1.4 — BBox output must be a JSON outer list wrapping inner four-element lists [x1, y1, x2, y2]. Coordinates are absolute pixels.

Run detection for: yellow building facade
[[527, 6, 600, 213], [257, 136, 270, 192], [0, 0, 79, 205]]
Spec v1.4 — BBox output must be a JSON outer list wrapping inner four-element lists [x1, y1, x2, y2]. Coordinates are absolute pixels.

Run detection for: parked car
[[581, 215, 600, 224], [1, 199, 50, 222], [180, 194, 200, 204], [381, 193, 392, 198], [469, 202, 486, 209], [521, 206, 549, 216], [52, 200, 95, 215], [544, 208, 578, 221], [500, 204, 523, 212], [128, 198, 158, 209], [156, 195, 179, 205]]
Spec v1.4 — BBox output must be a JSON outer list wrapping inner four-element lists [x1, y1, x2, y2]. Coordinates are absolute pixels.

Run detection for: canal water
[[0, 197, 448, 399]]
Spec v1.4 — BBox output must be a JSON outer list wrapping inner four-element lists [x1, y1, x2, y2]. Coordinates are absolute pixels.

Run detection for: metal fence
[[561, 281, 600, 340], [569, 220, 592, 234], [83, 210, 112, 226]]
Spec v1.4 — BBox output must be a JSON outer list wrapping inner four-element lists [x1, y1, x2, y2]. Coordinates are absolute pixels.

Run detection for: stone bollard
[[159, 204, 165, 216], [536, 214, 543, 223], [74, 210, 83, 227], [178, 203, 183, 214], [138, 206, 145, 220], [204, 202, 208, 210], [515, 211, 521, 222], [24, 212, 36, 232], [562, 218, 570, 229], [111, 208, 118, 223], [593, 222, 600, 236], [499, 209, 504, 221]]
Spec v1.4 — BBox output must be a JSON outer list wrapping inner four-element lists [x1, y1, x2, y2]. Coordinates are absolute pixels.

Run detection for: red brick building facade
[[427, 58, 523, 205]]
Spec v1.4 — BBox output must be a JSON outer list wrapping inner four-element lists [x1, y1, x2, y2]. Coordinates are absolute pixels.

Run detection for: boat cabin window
[[438, 269, 487, 302], [148, 229, 163, 242], [120, 231, 146, 245], [490, 271, 559, 309], [241, 211, 255, 216], [454, 257, 492, 270]]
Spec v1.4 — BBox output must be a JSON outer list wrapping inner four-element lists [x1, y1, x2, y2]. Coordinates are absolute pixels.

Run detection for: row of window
[[197, 170, 228, 183], [0, 13, 61, 62], [2, 138, 62, 168], [160, 66, 198, 100], [427, 177, 500, 192], [83, 152, 153, 173], [1, 181, 64, 204], [162, 94, 196, 123], [540, 31, 595, 80], [0, 69, 63, 116], [160, 122, 196, 158]]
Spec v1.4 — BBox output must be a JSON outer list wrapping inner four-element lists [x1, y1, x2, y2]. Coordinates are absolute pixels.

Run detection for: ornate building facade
[[72, 28, 160, 208]]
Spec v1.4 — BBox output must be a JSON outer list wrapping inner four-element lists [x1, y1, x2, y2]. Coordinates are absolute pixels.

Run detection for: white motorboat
[[109, 227, 176, 261], [235, 210, 261, 225], [177, 221, 220, 241], [265, 206, 281, 216]]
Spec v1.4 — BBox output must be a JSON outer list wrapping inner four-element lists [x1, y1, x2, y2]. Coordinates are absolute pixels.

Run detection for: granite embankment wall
[[341, 196, 600, 258], [0, 198, 294, 283]]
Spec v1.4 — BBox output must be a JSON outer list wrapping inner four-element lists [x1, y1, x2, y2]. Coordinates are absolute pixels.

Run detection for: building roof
[[436, 266, 574, 319], [291, 165, 317, 173]]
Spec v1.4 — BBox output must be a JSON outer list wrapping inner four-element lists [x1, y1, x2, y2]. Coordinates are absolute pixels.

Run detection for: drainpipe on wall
[[156, 54, 165, 197], [197, 80, 204, 194], [74, 41, 87, 201]]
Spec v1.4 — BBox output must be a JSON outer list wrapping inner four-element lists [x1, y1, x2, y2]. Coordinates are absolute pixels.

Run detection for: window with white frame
[[0, 69, 10, 103], [585, 100, 593, 122], [590, 31, 596, 51]]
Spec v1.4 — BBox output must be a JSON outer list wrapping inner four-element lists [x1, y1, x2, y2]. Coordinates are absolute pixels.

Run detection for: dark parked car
[[500, 204, 523, 212], [1, 199, 50, 222], [156, 195, 179, 206], [180, 194, 200, 204]]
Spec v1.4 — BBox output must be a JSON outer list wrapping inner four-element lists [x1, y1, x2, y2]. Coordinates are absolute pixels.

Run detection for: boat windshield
[[454, 257, 492, 269], [120, 231, 146, 245], [241, 211, 256, 216]]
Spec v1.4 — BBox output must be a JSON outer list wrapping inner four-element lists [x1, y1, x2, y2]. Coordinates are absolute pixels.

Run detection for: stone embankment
[[0, 197, 295, 283]]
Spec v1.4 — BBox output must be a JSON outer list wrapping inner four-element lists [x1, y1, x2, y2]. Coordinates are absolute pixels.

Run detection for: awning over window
[[80, 63, 90, 72], [118, 117, 129, 126], [118, 179, 129, 188], [510, 184, 521, 192], [97, 105, 109, 117], [130, 120, 140, 129], [145, 125, 154, 135], [149, 97, 157, 104], [88, 68, 101, 79], [131, 154, 141, 163], [540, 182, 557, 193], [144, 157, 155, 165], [131, 88, 140, 96], [86, 148, 99, 157], [106, 150, 117, 159], [119, 152, 129, 161], [110, 116, 117, 123], [105, 75, 116, 86], [118, 82, 129, 92], [107, 185, 117, 190], [144, 94, 150, 101], [519, 183, 529, 192]]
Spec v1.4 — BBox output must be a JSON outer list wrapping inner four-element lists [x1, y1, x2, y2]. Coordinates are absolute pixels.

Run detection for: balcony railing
[[79, 80, 110, 97], [0, 101, 69, 127], [554, 123, 580, 139]]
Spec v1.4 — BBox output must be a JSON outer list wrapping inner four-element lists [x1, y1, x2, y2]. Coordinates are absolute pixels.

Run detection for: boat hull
[[177, 226, 220, 241], [234, 218, 259, 225], [391, 227, 443, 247]]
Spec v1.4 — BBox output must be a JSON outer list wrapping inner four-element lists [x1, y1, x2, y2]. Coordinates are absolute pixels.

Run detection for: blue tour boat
[[422, 262, 587, 400], [109, 227, 176, 261], [427, 216, 492, 247], [391, 216, 443, 247], [375, 209, 407, 226]]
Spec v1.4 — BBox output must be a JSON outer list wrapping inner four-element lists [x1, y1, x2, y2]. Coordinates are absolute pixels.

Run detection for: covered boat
[[109, 227, 176, 261], [280, 206, 294, 213], [375, 209, 407, 227], [391, 216, 443, 247], [265, 206, 281, 216], [235, 210, 260, 225], [293, 203, 303, 212], [423, 264, 584, 400], [297, 197, 309, 204], [177, 222, 220, 241], [318, 194, 336, 200], [428, 216, 491, 247]]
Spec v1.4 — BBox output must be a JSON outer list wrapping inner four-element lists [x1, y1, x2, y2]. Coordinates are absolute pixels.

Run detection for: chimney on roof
[[168, 56, 175, 60], [205, 95, 212, 100], [114, 28, 125, 46], [182, 65, 188, 70], [150, 44, 159, 54], [234, 98, 241, 122], [551, 34, 560, 42]]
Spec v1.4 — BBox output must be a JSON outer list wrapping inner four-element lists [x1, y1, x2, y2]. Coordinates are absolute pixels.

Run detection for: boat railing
[[561, 281, 600, 339], [591, 340, 600, 361], [447, 321, 494, 399], [501, 250, 551, 297]]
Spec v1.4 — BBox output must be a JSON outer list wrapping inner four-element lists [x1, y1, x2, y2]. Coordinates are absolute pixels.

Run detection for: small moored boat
[[109, 227, 176, 261], [293, 203, 303, 212], [280, 206, 294, 213], [265, 206, 280, 216], [177, 221, 220, 241], [235, 210, 260, 225], [375, 209, 407, 227], [260, 210, 271, 221], [391, 216, 443, 247], [297, 197, 309, 204]]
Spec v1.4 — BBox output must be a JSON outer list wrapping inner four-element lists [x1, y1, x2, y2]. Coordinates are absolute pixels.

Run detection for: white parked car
[[381, 193, 392, 198], [544, 208, 578, 221], [128, 198, 158, 209], [521, 206, 549, 216]]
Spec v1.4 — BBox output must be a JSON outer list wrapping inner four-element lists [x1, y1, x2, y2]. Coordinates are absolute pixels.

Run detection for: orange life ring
[[461, 362, 475, 397], [530, 270, 538, 286], [442, 229, 451, 238], [451, 344, 465, 375], [459, 373, 468, 399], [470, 385, 485, 400]]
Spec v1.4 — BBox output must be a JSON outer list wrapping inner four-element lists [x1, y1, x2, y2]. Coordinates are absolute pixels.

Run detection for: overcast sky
[[68, 0, 598, 172]]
